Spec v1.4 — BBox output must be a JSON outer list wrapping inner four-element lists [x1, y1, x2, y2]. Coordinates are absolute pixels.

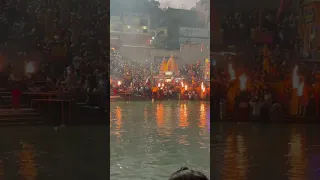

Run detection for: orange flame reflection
[[179, 103, 189, 127], [18, 142, 37, 180], [288, 128, 307, 180]]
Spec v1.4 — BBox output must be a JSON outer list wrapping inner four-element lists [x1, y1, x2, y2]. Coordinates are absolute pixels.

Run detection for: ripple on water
[[110, 101, 210, 180]]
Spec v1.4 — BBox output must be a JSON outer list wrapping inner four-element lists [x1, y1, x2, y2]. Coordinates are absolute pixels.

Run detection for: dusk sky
[[158, 0, 199, 9]]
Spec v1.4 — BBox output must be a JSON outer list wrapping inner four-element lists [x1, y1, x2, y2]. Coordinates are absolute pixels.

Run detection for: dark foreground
[[0, 126, 109, 180], [212, 122, 320, 180]]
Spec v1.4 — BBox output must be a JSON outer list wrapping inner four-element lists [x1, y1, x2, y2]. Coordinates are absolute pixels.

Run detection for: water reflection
[[236, 134, 248, 179], [198, 103, 208, 130], [156, 103, 173, 137], [179, 103, 189, 128], [222, 133, 248, 180], [110, 101, 210, 179], [144, 105, 148, 121], [110, 106, 124, 141], [156, 103, 165, 128], [18, 142, 37, 180], [288, 127, 307, 180], [115, 106, 123, 130]]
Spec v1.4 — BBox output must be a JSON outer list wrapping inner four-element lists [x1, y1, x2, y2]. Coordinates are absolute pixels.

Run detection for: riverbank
[[110, 95, 210, 101]]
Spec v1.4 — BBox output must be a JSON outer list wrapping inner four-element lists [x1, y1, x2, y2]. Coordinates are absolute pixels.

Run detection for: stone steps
[[0, 108, 46, 126]]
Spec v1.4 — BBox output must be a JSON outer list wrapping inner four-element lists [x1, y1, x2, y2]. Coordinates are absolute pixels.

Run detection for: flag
[[201, 42, 204, 52]]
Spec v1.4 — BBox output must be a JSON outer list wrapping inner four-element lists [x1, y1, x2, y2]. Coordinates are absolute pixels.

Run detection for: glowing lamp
[[117, 81, 121, 86]]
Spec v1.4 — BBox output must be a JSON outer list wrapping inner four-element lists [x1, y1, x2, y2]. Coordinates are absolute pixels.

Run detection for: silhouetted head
[[169, 167, 209, 180]]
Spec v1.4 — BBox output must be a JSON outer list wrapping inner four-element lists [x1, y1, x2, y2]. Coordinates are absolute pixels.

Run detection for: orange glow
[[115, 107, 122, 131], [18, 142, 37, 180], [288, 128, 307, 180], [112, 106, 123, 141], [156, 103, 164, 128], [222, 134, 248, 180], [222, 134, 237, 179], [159, 58, 168, 72], [201, 82, 205, 92], [235, 134, 248, 179], [179, 103, 189, 127], [198, 103, 207, 129]]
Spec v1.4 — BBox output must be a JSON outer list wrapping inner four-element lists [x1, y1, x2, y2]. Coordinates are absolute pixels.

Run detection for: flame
[[185, 85, 188, 90], [293, 65, 299, 89], [228, 63, 236, 81], [117, 81, 121, 86], [239, 74, 247, 91], [158, 83, 161, 87], [201, 82, 205, 92], [181, 82, 184, 87]]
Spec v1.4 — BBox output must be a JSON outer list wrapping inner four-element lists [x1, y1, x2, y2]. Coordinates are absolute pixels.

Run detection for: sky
[[158, 0, 199, 9]]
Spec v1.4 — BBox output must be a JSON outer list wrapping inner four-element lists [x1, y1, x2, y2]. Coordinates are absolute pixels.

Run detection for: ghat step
[[0, 108, 45, 126]]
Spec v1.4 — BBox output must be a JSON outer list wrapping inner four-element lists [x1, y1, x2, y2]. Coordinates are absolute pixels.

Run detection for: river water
[[1, 101, 320, 180], [211, 123, 320, 180], [110, 101, 210, 180], [0, 126, 108, 180]]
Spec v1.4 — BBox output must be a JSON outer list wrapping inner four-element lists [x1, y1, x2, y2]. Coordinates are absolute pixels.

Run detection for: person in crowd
[[168, 167, 209, 180], [8, 70, 22, 109], [249, 96, 265, 120]]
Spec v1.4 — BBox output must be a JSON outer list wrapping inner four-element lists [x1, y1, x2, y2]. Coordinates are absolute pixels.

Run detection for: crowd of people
[[208, 7, 320, 120], [210, 44, 317, 120], [0, 0, 111, 107], [221, 9, 298, 49], [110, 52, 210, 100]]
